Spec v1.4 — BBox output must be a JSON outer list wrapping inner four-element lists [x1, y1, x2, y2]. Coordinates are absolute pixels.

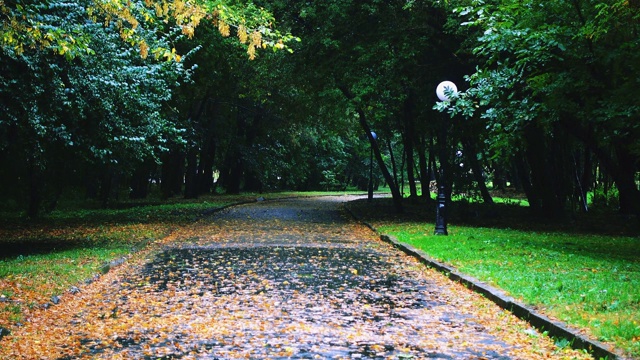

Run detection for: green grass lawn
[[0, 195, 249, 328], [377, 221, 640, 357]]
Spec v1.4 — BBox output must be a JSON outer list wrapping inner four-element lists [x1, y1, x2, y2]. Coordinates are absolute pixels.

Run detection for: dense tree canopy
[[441, 0, 640, 215], [1, 0, 638, 218], [0, 0, 296, 216]]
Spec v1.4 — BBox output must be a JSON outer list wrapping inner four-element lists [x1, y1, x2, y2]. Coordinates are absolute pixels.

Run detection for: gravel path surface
[[3, 196, 591, 359]]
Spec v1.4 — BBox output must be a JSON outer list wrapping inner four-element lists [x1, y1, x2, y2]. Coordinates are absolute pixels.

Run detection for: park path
[[2, 196, 591, 359]]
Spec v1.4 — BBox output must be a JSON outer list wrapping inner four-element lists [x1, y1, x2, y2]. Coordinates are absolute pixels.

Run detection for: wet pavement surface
[[5, 196, 591, 359]]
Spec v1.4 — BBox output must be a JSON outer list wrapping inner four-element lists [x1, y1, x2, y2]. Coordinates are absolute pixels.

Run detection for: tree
[[1, 0, 296, 61], [441, 0, 640, 215], [0, 1, 192, 216], [0, 0, 295, 216], [261, 0, 472, 212]]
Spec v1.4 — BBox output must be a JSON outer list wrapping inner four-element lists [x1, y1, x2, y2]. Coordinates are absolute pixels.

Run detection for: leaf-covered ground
[[0, 197, 592, 359]]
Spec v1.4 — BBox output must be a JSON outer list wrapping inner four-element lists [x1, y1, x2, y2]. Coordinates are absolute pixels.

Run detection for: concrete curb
[[343, 204, 627, 360]]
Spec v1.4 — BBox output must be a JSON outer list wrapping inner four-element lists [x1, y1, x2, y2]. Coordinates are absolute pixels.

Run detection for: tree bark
[[27, 156, 42, 219], [417, 134, 431, 201], [129, 161, 151, 200], [160, 150, 184, 199], [463, 138, 494, 204], [362, 112, 403, 212], [523, 125, 563, 216], [337, 84, 403, 212], [387, 140, 399, 192], [184, 147, 199, 199], [99, 166, 114, 208], [610, 145, 640, 215], [560, 117, 640, 215], [402, 92, 418, 198], [514, 151, 536, 210]]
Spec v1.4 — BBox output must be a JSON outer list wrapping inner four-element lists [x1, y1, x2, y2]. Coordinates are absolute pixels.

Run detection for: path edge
[[343, 203, 628, 360]]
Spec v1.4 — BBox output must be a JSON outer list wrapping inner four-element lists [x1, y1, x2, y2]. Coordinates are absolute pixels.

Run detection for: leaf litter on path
[[0, 197, 592, 359]]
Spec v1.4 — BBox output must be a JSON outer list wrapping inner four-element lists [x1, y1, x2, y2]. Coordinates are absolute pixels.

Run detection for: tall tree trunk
[[402, 93, 418, 199], [27, 156, 42, 219], [514, 151, 536, 209], [225, 154, 243, 194], [610, 146, 640, 215], [417, 134, 431, 201], [338, 84, 403, 212], [363, 115, 402, 212], [240, 104, 264, 192], [561, 117, 640, 215], [573, 151, 589, 212], [523, 124, 566, 217], [99, 166, 114, 208], [581, 150, 593, 199], [196, 98, 218, 196], [428, 136, 437, 199], [129, 161, 151, 200], [405, 147, 418, 198], [463, 138, 493, 204], [186, 88, 212, 197], [492, 164, 507, 191], [184, 147, 199, 199], [197, 142, 215, 196], [387, 140, 399, 190], [161, 150, 184, 199]]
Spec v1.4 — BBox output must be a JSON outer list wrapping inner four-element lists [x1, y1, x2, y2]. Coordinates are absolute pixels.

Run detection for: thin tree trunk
[[514, 151, 536, 210], [402, 92, 418, 198], [338, 84, 403, 212], [523, 124, 565, 217], [561, 117, 640, 215], [417, 134, 431, 201], [463, 138, 493, 204], [27, 157, 42, 219], [388, 140, 399, 191], [161, 150, 184, 199], [184, 147, 199, 199]]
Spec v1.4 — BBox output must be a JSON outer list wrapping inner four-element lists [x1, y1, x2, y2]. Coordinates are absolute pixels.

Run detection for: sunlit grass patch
[[0, 197, 241, 331], [0, 246, 132, 322], [380, 222, 640, 357]]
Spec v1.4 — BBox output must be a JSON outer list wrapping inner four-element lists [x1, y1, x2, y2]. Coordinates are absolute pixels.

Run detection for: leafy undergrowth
[[0, 195, 256, 334], [348, 197, 640, 358]]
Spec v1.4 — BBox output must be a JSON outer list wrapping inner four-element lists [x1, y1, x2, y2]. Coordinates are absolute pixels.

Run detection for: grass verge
[[0, 195, 252, 331], [349, 198, 640, 358]]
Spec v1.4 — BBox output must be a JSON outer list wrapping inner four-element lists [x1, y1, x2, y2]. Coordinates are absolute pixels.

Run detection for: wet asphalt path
[[8, 196, 589, 359]]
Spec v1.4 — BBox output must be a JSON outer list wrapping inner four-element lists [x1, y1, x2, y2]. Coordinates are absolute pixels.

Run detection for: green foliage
[[0, 0, 300, 215], [0, 0, 199, 215], [1, 0, 297, 61], [590, 186, 620, 211], [0, 1, 95, 59], [436, 0, 640, 215]]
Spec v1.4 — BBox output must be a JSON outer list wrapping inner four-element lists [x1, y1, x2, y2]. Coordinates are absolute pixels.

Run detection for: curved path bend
[[5, 196, 591, 359]]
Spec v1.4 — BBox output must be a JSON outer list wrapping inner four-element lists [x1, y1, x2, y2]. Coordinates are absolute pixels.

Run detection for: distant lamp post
[[368, 131, 377, 202], [434, 81, 458, 235]]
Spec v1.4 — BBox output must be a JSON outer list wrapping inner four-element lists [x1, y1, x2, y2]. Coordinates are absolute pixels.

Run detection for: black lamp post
[[434, 81, 457, 235], [368, 131, 377, 202]]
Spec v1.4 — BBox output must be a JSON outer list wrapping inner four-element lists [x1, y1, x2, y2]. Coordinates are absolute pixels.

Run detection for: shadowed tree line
[[1, 0, 638, 218]]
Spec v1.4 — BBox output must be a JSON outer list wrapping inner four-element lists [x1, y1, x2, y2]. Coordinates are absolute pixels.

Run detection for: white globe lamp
[[436, 81, 458, 102]]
